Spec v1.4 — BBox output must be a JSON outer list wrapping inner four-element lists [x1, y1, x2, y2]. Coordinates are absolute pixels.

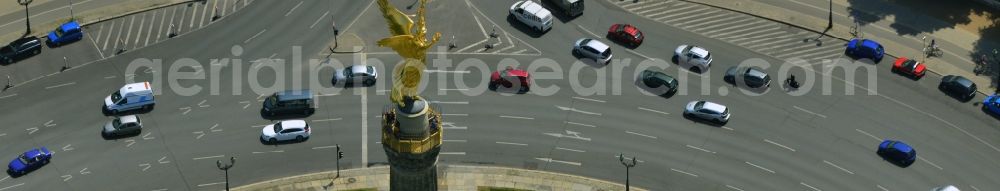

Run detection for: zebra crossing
[[86, 0, 253, 58], [608, 0, 844, 65]]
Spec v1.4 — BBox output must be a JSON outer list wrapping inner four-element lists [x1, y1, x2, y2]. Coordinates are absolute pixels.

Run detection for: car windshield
[[273, 123, 283, 133], [634, 31, 642, 39], [112, 118, 122, 129], [694, 101, 705, 110], [580, 39, 592, 46], [344, 68, 353, 77], [110, 91, 123, 103], [55, 28, 65, 37], [903, 60, 917, 69], [17, 154, 28, 164], [601, 49, 611, 58]]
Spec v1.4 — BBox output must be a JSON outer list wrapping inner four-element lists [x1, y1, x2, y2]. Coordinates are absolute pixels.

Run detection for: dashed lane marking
[[310, 11, 330, 29], [535, 158, 581, 166], [441, 152, 466, 155], [192, 155, 224, 160], [0, 94, 15, 99], [312, 145, 337, 150], [0, 183, 24, 191], [671, 168, 699, 177], [746, 161, 775, 173], [764, 139, 796, 152], [625, 131, 657, 139], [284, 1, 303, 17], [252, 150, 285, 154], [312, 118, 342, 122], [801, 182, 822, 191], [572, 96, 606, 103], [499, 115, 533, 120], [555, 105, 602, 116], [555, 147, 585, 153], [876, 184, 889, 191], [496, 141, 527, 146], [686, 145, 716, 154], [443, 139, 467, 143], [197, 182, 225, 187], [637, 107, 669, 115], [244, 29, 266, 44], [45, 82, 76, 89], [565, 121, 596, 128], [855, 129, 882, 141], [918, 156, 944, 170], [726, 185, 745, 191], [823, 160, 854, 174]]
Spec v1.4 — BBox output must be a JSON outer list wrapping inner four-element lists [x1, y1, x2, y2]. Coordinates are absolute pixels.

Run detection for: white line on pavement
[[626, 131, 657, 139], [134, 13, 146, 47], [746, 161, 775, 173], [285, 1, 303, 17], [555, 105, 602, 116], [671, 168, 699, 177], [556, 147, 585, 153], [855, 129, 881, 141], [499, 115, 534, 120], [312, 118, 342, 122], [496, 141, 527, 146], [197, 182, 225, 187], [764, 139, 796, 152], [430, 101, 468, 104], [312, 145, 338, 150], [565, 121, 596, 128], [726, 185, 745, 191], [310, 11, 330, 29], [822, 160, 854, 174], [252, 150, 284, 154], [362, 82, 369, 168], [801, 182, 822, 191], [792, 105, 828, 118], [637, 107, 669, 115], [615, 155, 645, 163], [45, 82, 76, 89], [192, 155, 224, 160], [244, 29, 266, 44], [721, 126, 735, 131], [0, 94, 16, 99], [441, 152, 466, 155], [443, 140, 467, 143], [0, 183, 24, 191], [876, 184, 889, 191], [918, 156, 944, 170], [535, 158, 581, 166], [572, 96, 606, 103], [686, 145, 716, 154], [576, 24, 600, 38]]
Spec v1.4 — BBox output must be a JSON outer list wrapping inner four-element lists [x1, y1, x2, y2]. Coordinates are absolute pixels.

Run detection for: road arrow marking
[[62, 144, 74, 151], [143, 132, 154, 140], [79, 168, 90, 175], [158, 156, 170, 164], [61, 175, 72, 182], [125, 139, 136, 147], [139, 163, 151, 171], [26, 127, 38, 134], [240, 101, 251, 109]]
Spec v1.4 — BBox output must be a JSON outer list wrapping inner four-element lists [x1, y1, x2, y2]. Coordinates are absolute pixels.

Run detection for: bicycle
[[924, 39, 943, 58], [975, 54, 989, 75]]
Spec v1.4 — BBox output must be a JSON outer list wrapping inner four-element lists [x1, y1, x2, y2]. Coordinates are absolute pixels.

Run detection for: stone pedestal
[[382, 97, 442, 191]]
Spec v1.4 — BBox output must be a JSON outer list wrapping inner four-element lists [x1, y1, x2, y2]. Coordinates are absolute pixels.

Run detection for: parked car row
[[1, 21, 83, 65]]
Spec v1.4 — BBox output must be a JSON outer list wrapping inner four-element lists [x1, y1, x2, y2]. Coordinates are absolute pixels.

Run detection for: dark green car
[[641, 70, 679, 95]]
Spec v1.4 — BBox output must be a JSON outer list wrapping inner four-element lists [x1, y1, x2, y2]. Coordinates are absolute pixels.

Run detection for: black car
[[724, 66, 771, 88], [640, 70, 678, 95], [939, 75, 977, 101], [262, 90, 315, 116], [0, 37, 42, 64]]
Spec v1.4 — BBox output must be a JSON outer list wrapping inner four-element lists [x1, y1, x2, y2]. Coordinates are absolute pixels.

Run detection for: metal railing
[[381, 105, 443, 154]]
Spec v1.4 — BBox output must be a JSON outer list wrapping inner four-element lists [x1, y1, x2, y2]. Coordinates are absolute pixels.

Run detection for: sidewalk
[[232, 165, 645, 191], [685, 0, 1000, 94], [0, 0, 189, 43]]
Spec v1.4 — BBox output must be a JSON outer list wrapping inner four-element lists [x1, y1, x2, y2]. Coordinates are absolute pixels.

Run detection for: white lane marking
[[686, 145, 716, 154], [310, 11, 330, 29], [0, 176, 8, 183], [125, 139, 136, 147], [572, 96, 606, 103], [188, 2, 199, 28], [625, 131, 657, 139], [764, 139, 796, 152], [637, 107, 669, 115], [45, 82, 77, 89], [155, 8, 166, 42], [576, 24, 600, 38], [285, 1, 303, 17], [145, 11, 156, 46], [312, 118, 342, 122], [499, 115, 534, 120], [441, 152, 466, 155], [139, 163, 151, 171], [745, 161, 775, 173], [158, 156, 170, 164], [61, 174, 72, 182], [361, 84, 369, 168], [792, 105, 828, 118], [544, 130, 591, 141], [0, 183, 24, 191], [424, 70, 471, 74], [624, 49, 653, 60], [123, 16, 136, 51], [197, 100, 210, 107], [312, 145, 338, 150], [26, 127, 39, 134], [252, 150, 285, 154], [555, 105, 602, 116], [80, 168, 91, 175], [671, 168, 699, 177], [443, 139, 467, 143], [0, 94, 15, 99], [556, 147, 585, 153], [315, 93, 338, 97], [822, 160, 854, 174], [726, 185, 745, 191], [197, 182, 226, 187], [565, 121, 596, 128], [970, 185, 981, 191], [430, 101, 468, 104], [134, 13, 146, 47], [62, 144, 74, 151], [440, 88, 469, 91], [855, 129, 882, 141], [879, 94, 1000, 154], [801, 182, 822, 191], [442, 113, 469, 116], [240, 101, 251, 109], [467, 5, 487, 37], [192, 155, 224, 160], [179, 107, 192, 115], [917, 156, 944, 170], [616, 155, 645, 163], [151, 189, 168, 191], [535, 158, 581, 166], [496, 141, 527, 146], [104, 75, 116, 79], [244, 29, 266, 44], [143, 132, 155, 140], [876, 184, 889, 191]]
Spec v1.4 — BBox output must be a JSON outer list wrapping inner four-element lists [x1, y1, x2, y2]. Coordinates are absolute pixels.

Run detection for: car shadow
[[101, 105, 153, 116], [490, 83, 529, 94], [6, 169, 23, 178], [571, 50, 607, 68], [101, 129, 140, 140], [633, 76, 676, 99], [539, 0, 580, 23], [682, 112, 727, 127], [259, 110, 314, 120], [937, 86, 974, 103], [259, 136, 309, 146], [606, 34, 640, 50], [506, 14, 545, 38]]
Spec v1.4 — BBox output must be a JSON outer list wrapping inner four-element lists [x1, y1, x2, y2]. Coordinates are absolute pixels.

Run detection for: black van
[[262, 90, 315, 116], [544, 0, 584, 17]]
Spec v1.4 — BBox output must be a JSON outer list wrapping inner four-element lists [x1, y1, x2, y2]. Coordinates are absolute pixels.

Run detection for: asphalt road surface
[[0, 0, 998, 190]]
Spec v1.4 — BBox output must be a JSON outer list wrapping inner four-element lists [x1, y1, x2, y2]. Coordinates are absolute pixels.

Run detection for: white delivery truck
[[104, 82, 155, 114]]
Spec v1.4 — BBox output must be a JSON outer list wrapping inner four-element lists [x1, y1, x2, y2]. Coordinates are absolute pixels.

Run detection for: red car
[[490, 66, 531, 93], [607, 24, 644, 47], [891, 57, 926, 78]]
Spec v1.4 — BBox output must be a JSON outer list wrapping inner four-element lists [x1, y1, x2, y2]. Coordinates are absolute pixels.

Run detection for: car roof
[[583, 39, 610, 52], [59, 21, 80, 31], [861, 39, 881, 49], [689, 46, 709, 57], [24, 148, 44, 157], [280, 120, 308, 129], [12, 37, 38, 44], [349, 65, 371, 74], [622, 24, 640, 36], [953, 76, 974, 87], [119, 115, 139, 123], [121, 82, 152, 93], [276, 89, 313, 101], [701, 101, 727, 112], [890, 141, 913, 152], [504, 68, 529, 77], [517, 1, 551, 19], [746, 68, 768, 78]]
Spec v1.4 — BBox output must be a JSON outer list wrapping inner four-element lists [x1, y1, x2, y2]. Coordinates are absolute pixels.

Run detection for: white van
[[104, 82, 155, 114], [509, 1, 553, 33]]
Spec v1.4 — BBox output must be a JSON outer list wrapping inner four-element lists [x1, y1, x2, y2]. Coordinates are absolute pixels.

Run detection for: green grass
[[477, 186, 533, 191]]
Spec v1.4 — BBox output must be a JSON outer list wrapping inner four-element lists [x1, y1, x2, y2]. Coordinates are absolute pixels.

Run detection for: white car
[[261, 120, 311, 144], [573, 38, 613, 64], [509, 1, 553, 33], [674, 45, 713, 73], [683, 101, 730, 124], [333, 65, 378, 87]]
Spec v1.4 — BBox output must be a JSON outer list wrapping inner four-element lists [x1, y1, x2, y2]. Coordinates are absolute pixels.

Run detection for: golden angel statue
[[376, 0, 441, 106]]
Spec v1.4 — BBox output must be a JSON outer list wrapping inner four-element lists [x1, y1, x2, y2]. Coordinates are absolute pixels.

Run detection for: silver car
[[102, 115, 142, 137], [683, 101, 730, 124], [573, 38, 613, 65], [261, 120, 311, 144], [674, 45, 713, 73], [333, 65, 378, 87]]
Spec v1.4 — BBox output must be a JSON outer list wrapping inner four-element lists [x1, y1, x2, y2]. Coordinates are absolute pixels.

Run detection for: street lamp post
[[618, 153, 637, 191], [18, 0, 34, 36], [68, 0, 74, 20], [323, 144, 345, 191], [805, 0, 832, 46], [216, 157, 235, 191]]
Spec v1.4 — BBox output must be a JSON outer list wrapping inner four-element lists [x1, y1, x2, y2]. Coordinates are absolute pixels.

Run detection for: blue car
[[877, 140, 915, 167], [47, 21, 83, 46], [983, 94, 1000, 116], [7, 147, 52, 176], [845, 38, 884, 63]]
